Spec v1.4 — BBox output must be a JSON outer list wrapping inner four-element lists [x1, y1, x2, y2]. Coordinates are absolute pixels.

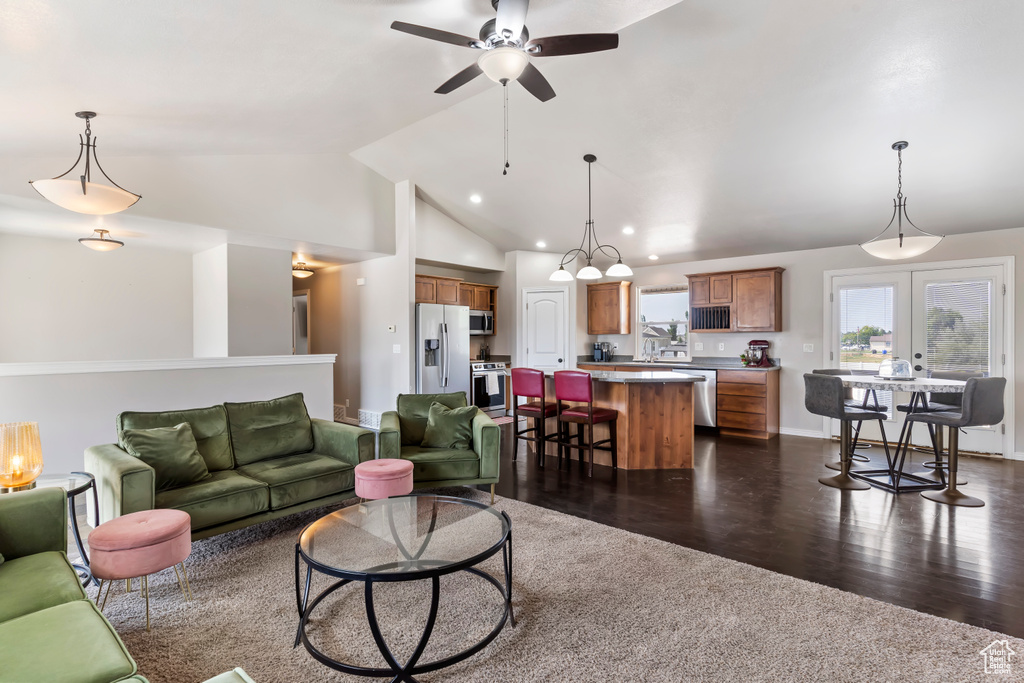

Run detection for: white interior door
[[523, 288, 568, 373], [911, 266, 1005, 454]]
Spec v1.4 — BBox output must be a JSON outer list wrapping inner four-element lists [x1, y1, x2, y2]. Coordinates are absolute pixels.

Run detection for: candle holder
[[0, 422, 44, 492]]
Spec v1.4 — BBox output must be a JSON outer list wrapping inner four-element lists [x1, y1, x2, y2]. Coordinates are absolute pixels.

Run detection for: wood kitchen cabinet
[[688, 267, 784, 332], [435, 277, 460, 305], [587, 281, 632, 335], [415, 276, 437, 304], [472, 286, 491, 310], [716, 369, 779, 439], [416, 275, 463, 304]]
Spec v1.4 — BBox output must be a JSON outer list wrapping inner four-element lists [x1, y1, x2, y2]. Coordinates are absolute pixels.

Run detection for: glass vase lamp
[[0, 422, 44, 492]]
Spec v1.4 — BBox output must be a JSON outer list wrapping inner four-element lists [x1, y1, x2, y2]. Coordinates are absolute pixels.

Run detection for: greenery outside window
[[636, 285, 689, 360]]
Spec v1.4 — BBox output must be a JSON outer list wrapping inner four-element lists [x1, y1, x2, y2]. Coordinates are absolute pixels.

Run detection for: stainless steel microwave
[[469, 309, 493, 335]]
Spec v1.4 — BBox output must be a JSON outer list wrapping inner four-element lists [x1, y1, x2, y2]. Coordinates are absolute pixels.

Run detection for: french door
[[829, 262, 1009, 456]]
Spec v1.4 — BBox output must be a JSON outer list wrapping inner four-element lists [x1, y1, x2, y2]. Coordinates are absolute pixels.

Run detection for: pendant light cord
[[502, 83, 509, 176]]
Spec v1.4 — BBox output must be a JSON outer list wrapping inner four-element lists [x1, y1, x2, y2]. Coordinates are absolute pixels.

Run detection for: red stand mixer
[[746, 340, 774, 368]]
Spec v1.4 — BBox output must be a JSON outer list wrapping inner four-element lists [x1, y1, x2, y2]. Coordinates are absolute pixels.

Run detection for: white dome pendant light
[[860, 141, 943, 260], [29, 112, 141, 216], [550, 154, 633, 281]]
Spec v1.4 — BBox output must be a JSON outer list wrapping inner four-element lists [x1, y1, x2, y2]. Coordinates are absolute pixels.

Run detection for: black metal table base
[[294, 497, 514, 682]]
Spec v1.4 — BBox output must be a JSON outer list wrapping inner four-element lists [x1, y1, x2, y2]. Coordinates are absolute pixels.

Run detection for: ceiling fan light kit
[[550, 154, 633, 282], [860, 141, 943, 260], [29, 112, 141, 216], [78, 229, 124, 251], [478, 47, 530, 83]]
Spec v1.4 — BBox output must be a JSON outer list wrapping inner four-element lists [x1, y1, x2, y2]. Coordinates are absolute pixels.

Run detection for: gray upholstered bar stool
[[813, 369, 874, 471], [804, 373, 888, 491], [898, 370, 982, 484], [908, 376, 1005, 508]]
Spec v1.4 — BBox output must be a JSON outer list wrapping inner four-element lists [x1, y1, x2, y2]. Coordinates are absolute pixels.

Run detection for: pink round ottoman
[[355, 459, 414, 500], [90, 508, 192, 630]]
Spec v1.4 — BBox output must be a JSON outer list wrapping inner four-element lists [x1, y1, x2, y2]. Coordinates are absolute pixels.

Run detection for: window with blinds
[[838, 285, 895, 415], [637, 286, 689, 359], [924, 279, 992, 375]]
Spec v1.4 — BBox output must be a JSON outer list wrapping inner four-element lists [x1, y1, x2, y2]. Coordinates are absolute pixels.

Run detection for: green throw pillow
[[421, 402, 477, 450], [122, 422, 211, 492]]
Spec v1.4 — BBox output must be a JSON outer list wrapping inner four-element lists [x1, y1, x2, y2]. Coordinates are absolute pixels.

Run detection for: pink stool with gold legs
[[355, 459, 414, 500], [90, 508, 192, 631]]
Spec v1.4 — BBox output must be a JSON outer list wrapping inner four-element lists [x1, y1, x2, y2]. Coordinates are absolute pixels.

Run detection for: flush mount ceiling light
[[292, 262, 315, 279], [622, 226, 634, 235], [79, 229, 124, 251], [860, 141, 943, 260], [550, 154, 632, 281], [29, 112, 141, 215]]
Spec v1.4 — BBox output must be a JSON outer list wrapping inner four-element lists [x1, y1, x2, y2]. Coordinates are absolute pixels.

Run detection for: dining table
[[839, 375, 967, 493]]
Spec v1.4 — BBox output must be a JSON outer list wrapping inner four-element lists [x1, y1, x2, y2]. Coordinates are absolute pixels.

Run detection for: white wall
[[338, 181, 416, 417], [193, 244, 229, 357], [296, 265, 344, 406], [415, 198, 506, 272], [0, 357, 335, 473], [226, 245, 293, 356], [0, 233, 193, 362]]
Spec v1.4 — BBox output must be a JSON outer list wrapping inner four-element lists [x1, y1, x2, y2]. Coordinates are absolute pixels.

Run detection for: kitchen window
[[636, 285, 689, 360]]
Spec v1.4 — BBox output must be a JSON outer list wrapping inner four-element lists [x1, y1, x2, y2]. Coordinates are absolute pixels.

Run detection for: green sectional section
[[0, 487, 67, 560], [225, 393, 314, 466], [117, 404, 234, 472], [0, 551, 86, 623], [0, 601, 137, 683], [238, 452, 355, 510], [155, 470, 269, 531]]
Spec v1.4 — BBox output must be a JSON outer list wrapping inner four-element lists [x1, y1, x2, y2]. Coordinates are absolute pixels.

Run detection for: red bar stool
[[512, 368, 558, 467], [553, 370, 618, 477]]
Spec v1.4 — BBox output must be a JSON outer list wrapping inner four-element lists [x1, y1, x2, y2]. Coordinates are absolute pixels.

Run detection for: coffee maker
[[593, 342, 612, 362], [746, 340, 774, 368]]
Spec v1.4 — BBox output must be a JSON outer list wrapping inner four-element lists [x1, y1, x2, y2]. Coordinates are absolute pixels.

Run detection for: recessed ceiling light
[[536, 241, 546, 248], [622, 226, 635, 235], [648, 254, 659, 260], [470, 194, 482, 204]]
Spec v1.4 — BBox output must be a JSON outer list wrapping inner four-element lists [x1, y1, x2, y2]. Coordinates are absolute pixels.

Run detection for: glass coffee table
[[294, 494, 513, 681]]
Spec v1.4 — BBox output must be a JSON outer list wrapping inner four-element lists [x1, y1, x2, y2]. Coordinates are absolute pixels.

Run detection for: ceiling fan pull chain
[[502, 82, 510, 176]]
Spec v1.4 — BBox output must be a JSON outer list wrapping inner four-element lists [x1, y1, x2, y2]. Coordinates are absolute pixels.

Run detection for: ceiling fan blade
[[435, 63, 484, 94], [526, 33, 619, 57], [390, 21, 482, 49], [495, 0, 529, 41], [518, 62, 555, 102]]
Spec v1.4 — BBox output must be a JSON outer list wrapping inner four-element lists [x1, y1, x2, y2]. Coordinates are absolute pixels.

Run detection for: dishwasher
[[673, 368, 717, 427]]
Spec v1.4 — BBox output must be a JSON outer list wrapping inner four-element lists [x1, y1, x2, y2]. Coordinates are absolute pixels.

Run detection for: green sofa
[[0, 487, 256, 683], [85, 393, 374, 540], [379, 392, 500, 501]]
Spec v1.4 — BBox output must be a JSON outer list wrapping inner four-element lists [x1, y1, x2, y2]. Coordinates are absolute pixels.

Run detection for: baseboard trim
[[779, 427, 827, 439]]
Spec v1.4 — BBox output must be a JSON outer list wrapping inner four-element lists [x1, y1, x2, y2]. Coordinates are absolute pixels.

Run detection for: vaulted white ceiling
[[2, 0, 1023, 265]]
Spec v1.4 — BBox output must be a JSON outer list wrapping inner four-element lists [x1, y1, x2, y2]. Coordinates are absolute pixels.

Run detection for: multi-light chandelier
[[550, 154, 632, 281], [860, 141, 943, 260]]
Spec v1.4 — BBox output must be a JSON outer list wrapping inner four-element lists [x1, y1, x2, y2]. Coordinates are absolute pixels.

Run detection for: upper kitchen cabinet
[[688, 267, 784, 332], [415, 275, 461, 305], [587, 281, 632, 335]]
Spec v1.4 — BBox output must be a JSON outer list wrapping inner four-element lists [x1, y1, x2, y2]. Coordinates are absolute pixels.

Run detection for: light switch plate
[[392, 344, 401, 354], [803, 343, 814, 352], [387, 325, 396, 333], [694, 342, 704, 351], [717, 343, 725, 351]]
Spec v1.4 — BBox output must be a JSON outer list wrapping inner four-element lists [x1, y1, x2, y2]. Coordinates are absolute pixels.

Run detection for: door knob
[[558, 358, 563, 363], [914, 365, 923, 371], [914, 353, 922, 359]]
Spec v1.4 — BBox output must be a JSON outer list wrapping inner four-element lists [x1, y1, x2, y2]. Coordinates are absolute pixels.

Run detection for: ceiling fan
[[391, 0, 619, 102]]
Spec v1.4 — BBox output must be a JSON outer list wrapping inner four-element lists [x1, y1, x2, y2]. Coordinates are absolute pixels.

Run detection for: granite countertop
[[544, 369, 706, 383], [577, 360, 781, 372]]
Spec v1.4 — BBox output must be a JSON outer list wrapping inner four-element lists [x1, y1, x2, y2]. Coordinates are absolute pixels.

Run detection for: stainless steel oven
[[471, 362, 507, 412], [469, 310, 493, 336]]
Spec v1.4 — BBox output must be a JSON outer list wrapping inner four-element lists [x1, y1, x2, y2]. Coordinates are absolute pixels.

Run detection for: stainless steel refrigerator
[[416, 304, 470, 396]]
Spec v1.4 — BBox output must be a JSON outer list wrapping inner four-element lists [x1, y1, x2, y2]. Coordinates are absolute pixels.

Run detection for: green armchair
[[379, 392, 501, 502]]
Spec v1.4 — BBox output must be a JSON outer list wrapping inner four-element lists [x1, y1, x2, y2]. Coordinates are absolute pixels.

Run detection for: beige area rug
[[95, 490, 1024, 683]]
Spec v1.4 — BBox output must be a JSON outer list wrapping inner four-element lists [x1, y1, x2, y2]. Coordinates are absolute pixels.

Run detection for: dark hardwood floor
[[491, 424, 1024, 638]]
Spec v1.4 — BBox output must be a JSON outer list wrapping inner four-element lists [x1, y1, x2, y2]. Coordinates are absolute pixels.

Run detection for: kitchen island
[[542, 370, 705, 470]]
